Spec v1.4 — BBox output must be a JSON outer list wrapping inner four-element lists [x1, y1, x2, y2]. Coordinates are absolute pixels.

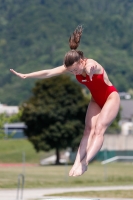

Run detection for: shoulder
[[86, 59, 98, 66], [85, 59, 102, 74], [58, 65, 67, 72], [86, 58, 96, 64], [85, 59, 98, 69]]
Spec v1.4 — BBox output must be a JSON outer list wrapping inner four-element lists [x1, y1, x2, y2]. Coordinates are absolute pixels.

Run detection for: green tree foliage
[[1, 0, 133, 104], [0, 111, 22, 139], [20, 75, 89, 164], [0, 111, 22, 129]]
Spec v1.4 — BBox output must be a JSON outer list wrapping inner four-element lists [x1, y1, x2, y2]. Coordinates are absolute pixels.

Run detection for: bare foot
[[73, 163, 88, 177], [69, 164, 79, 176]]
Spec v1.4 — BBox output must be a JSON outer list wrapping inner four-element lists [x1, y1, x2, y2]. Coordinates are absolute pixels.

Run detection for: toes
[[69, 166, 78, 176], [73, 165, 88, 177], [73, 170, 81, 177], [69, 168, 75, 176], [69, 171, 74, 176]]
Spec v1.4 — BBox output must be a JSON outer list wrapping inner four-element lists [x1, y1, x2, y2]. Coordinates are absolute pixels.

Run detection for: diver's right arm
[[10, 65, 67, 79]]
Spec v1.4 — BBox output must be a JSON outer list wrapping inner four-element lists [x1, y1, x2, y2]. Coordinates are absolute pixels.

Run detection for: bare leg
[[73, 92, 120, 176], [69, 100, 101, 176]]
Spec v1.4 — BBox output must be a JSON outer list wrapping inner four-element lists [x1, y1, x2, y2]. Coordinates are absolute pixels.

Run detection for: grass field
[[49, 190, 133, 198], [0, 139, 133, 198], [0, 139, 133, 189], [0, 139, 54, 163], [0, 162, 133, 188]]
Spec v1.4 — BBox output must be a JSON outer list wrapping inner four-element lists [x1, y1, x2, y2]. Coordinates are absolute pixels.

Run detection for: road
[[0, 185, 133, 200]]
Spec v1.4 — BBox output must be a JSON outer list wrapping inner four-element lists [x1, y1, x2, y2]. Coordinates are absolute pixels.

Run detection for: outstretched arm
[[10, 65, 67, 79]]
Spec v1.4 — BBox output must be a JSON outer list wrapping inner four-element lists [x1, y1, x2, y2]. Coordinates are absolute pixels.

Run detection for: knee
[[84, 124, 95, 137], [95, 123, 107, 136]]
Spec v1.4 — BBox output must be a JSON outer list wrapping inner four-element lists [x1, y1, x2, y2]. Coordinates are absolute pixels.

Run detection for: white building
[[121, 121, 133, 136], [0, 103, 19, 115]]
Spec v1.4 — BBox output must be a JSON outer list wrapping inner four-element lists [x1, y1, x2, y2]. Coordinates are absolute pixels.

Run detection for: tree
[[20, 75, 89, 164], [0, 111, 22, 128], [0, 111, 22, 139]]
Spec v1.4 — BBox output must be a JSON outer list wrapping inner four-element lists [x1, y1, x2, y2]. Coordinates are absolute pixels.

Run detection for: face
[[67, 59, 85, 75]]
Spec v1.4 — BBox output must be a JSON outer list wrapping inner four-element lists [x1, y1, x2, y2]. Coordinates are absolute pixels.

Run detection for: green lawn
[[0, 162, 133, 188], [49, 190, 133, 199], [0, 139, 54, 163], [1, 139, 133, 199]]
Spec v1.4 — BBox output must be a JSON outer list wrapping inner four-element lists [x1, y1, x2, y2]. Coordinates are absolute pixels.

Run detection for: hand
[[88, 65, 96, 81], [10, 69, 26, 79]]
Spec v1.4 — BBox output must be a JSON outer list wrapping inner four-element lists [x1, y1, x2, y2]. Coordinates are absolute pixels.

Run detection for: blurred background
[[0, 0, 133, 197], [1, 0, 133, 105]]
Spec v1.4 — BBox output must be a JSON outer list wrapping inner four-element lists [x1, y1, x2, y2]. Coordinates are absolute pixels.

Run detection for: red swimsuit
[[76, 70, 118, 108]]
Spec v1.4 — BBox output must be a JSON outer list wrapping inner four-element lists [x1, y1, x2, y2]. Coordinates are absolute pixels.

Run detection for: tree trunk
[[55, 147, 60, 165]]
